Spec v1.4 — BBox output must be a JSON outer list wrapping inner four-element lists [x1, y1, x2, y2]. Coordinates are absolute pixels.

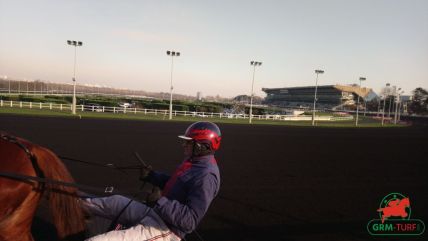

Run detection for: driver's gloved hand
[[139, 165, 153, 181], [146, 187, 162, 208]]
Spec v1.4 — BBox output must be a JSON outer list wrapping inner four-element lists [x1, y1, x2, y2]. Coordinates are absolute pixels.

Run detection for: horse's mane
[[31, 143, 86, 238]]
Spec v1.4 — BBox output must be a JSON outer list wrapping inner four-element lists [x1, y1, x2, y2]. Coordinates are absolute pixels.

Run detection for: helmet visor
[[178, 135, 192, 140]]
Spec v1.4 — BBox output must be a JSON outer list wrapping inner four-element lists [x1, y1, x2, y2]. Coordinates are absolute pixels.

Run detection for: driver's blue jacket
[[146, 154, 220, 238]]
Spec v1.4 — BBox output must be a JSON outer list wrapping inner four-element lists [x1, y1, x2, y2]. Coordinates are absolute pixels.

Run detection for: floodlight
[[248, 60, 262, 123], [166, 49, 180, 120], [66, 39, 83, 115]]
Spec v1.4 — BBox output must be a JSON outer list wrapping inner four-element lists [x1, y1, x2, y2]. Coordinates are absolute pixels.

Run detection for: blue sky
[[0, 0, 427, 97]]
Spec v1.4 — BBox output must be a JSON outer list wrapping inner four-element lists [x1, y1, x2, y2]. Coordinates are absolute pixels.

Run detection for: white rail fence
[[0, 100, 353, 121]]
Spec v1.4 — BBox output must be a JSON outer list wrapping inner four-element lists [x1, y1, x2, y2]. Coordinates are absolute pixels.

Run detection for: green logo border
[[367, 219, 425, 236]]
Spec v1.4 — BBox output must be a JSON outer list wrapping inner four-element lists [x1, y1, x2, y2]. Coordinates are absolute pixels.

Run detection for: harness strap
[[0, 133, 45, 179]]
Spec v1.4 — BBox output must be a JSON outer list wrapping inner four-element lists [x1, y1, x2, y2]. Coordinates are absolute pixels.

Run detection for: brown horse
[[0, 133, 85, 241]]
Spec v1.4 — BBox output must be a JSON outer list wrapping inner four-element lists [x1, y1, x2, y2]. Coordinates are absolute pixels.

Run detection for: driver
[[83, 121, 222, 241]]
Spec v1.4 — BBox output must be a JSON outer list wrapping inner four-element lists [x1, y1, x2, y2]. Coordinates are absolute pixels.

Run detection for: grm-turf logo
[[367, 192, 425, 236]]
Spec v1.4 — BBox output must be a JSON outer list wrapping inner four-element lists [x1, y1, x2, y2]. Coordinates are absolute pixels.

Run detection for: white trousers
[[84, 195, 181, 241]]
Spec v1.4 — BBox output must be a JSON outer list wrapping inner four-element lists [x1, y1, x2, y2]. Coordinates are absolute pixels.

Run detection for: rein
[[58, 155, 143, 171], [0, 171, 122, 196], [0, 134, 148, 198]]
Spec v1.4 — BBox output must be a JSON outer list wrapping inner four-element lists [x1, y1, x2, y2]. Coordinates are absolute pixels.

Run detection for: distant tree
[[409, 87, 428, 115], [233, 94, 263, 104], [233, 95, 251, 103], [366, 99, 380, 111]]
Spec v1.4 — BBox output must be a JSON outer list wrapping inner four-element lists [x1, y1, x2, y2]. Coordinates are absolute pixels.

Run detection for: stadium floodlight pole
[[166, 50, 180, 120], [394, 87, 402, 124], [4, 76, 10, 94], [377, 98, 380, 117], [249, 61, 262, 124], [388, 85, 396, 118], [381, 83, 390, 126], [312, 69, 324, 126], [67, 40, 83, 115], [355, 77, 366, 126], [397, 90, 404, 121]]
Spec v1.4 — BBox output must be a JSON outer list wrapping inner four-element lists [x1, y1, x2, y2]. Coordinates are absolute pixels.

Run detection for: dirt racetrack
[[1, 114, 427, 241]]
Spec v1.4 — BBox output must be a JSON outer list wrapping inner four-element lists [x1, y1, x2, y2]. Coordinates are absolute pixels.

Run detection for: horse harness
[[0, 133, 46, 188]]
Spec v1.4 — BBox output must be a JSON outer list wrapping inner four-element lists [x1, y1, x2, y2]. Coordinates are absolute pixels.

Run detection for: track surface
[[1, 114, 427, 241]]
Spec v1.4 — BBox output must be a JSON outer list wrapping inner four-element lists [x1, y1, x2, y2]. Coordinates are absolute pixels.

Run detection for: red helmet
[[178, 122, 222, 151]]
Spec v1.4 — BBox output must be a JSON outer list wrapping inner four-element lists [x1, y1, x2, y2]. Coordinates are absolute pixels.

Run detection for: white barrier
[[0, 100, 354, 121]]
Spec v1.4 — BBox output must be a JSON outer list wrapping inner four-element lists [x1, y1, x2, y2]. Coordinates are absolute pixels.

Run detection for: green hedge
[[173, 104, 189, 111], [150, 103, 170, 110], [0, 95, 18, 101], [0, 95, 70, 104], [20, 95, 69, 104], [80, 99, 118, 107]]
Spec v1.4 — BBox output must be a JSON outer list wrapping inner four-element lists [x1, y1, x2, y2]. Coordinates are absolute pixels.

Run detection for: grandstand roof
[[334, 85, 372, 98]]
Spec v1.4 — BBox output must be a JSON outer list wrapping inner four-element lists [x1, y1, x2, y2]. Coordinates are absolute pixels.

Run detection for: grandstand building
[[262, 85, 376, 109]]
